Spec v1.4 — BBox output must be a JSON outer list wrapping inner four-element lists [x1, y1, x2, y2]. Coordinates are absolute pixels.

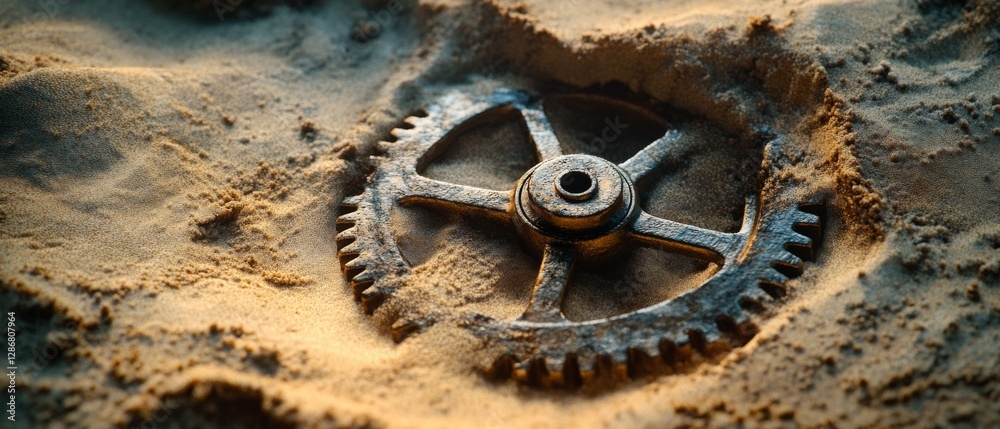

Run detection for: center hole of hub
[[557, 170, 595, 201], [560, 171, 592, 194]]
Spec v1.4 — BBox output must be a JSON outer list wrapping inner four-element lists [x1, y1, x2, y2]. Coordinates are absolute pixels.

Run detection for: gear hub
[[336, 90, 822, 388], [514, 154, 636, 262]]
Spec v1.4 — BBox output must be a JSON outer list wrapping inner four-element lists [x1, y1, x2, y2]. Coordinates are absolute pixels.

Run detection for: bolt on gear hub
[[336, 89, 822, 388]]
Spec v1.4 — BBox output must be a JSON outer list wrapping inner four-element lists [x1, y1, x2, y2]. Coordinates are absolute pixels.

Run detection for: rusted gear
[[336, 90, 822, 387]]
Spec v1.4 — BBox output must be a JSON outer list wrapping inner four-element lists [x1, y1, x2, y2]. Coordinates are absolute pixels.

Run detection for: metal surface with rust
[[336, 90, 822, 387]]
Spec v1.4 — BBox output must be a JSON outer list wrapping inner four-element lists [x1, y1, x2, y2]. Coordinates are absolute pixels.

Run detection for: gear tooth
[[337, 209, 360, 221], [336, 227, 357, 242], [741, 283, 774, 302], [336, 210, 360, 225], [511, 359, 532, 382], [760, 265, 788, 283], [336, 226, 356, 240], [626, 346, 658, 378], [336, 237, 357, 256], [544, 356, 564, 379], [342, 257, 364, 279], [403, 115, 425, 126], [336, 228, 358, 247], [346, 267, 376, 297], [716, 312, 747, 329], [609, 350, 629, 367], [786, 231, 813, 246], [350, 278, 375, 298], [739, 297, 766, 313], [772, 250, 804, 279], [390, 319, 423, 343], [696, 325, 723, 344], [341, 195, 363, 207], [792, 209, 821, 226], [700, 330, 735, 358], [336, 216, 358, 234], [758, 268, 788, 299], [791, 204, 824, 243], [360, 288, 387, 314], [390, 127, 414, 140], [525, 358, 552, 387], [488, 354, 515, 381], [512, 359, 531, 372], [774, 250, 804, 269], [716, 314, 759, 346], [391, 116, 428, 137], [672, 332, 691, 347], [570, 352, 597, 381], [421, 105, 443, 120], [350, 269, 376, 284], [658, 338, 678, 366], [561, 354, 583, 389], [784, 234, 815, 262], [758, 282, 787, 299], [590, 354, 619, 380], [343, 255, 371, 271], [338, 239, 362, 256], [339, 253, 359, 271], [659, 336, 693, 367], [640, 342, 662, 359], [594, 352, 629, 381], [687, 329, 712, 355], [739, 287, 773, 313], [342, 260, 364, 279]]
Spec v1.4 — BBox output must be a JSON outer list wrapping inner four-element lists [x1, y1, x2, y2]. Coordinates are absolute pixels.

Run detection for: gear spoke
[[518, 106, 563, 162], [618, 129, 686, 184], [518, 244, 577, 323], [629, 210, 743, 265], [400, 175, 512, 219]]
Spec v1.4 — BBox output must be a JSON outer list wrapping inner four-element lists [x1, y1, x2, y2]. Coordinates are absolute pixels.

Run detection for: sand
[[1, 0, 998, 427]]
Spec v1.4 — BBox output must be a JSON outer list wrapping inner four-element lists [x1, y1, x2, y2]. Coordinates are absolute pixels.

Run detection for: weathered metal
[[336, 90, 822, 387]]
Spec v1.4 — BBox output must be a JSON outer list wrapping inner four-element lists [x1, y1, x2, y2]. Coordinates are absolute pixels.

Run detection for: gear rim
[[335, 89, 822, 387]]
